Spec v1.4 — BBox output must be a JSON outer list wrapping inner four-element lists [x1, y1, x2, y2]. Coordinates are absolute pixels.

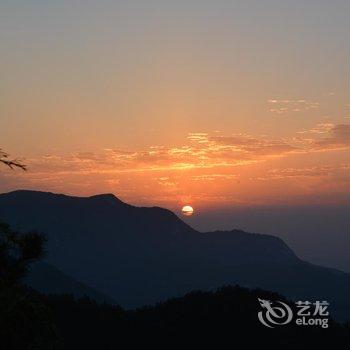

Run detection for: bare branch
[[0, 149, 27, 171]]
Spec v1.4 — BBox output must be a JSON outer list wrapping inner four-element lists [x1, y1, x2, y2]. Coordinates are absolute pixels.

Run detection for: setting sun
[[182, 205, 194, 216]]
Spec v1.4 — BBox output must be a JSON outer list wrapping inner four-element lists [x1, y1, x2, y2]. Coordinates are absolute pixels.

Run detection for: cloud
[[2, 123, 350, 204], [266, 166, 333, 179], [310, 124, 350, 151], [252, 163, 350, 184], [191, 174, 238, 181], [297, 123, 334, 135], [3, 124, 349, 178], [268, 99, 319, 114]]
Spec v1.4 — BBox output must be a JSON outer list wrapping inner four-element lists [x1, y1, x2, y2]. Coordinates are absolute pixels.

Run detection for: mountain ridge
[[1, 189, 349, 320], [0, 189, 293, 240]]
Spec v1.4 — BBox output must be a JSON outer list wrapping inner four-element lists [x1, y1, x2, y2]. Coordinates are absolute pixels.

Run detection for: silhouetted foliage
[[0, 222, 45, 285], [0, 223, 55, 350], [0, 149, 26, 170], [39, 286, 350, 349]]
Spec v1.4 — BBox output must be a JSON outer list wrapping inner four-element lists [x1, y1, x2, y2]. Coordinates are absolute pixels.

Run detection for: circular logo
[[258, 298, 293, 328]]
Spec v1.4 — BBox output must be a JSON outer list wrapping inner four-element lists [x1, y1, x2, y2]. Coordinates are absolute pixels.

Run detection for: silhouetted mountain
[[1, 190, 350, 321], [25, 262, 115, 304]]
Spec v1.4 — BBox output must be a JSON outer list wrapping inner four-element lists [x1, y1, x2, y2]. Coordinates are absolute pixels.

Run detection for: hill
[[25, 261, 115, 304], [0, 190, 349, 321]]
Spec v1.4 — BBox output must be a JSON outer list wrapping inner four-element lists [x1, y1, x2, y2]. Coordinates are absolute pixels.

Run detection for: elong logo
[[258, 299, 293, 328], [257, 298, 330, 329]]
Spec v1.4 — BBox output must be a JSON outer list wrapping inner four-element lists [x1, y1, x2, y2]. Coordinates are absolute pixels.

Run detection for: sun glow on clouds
[[1, 124, 350, 207]]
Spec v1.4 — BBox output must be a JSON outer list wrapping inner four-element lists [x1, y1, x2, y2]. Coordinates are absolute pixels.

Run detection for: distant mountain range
[[25, 261, 115, 304], [1, 190, 350, 321]]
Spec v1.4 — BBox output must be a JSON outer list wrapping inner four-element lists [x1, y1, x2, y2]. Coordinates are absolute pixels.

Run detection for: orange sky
[[1, 1, 350, 211], [2, 121, 350, 211]]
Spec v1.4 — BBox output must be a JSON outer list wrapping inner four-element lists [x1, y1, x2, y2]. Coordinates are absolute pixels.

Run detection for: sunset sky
[[1, 0, 350, 212]]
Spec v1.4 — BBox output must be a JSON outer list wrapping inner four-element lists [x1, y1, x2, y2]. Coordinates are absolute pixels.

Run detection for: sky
[[1, 0, 350, 215]]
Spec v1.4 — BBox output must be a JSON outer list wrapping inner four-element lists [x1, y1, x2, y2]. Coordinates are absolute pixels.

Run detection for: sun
[[181, 205, 194, 216]]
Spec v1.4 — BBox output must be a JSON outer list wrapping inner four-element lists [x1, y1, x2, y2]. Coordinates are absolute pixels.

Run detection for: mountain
[[0, 190, 349, 320], [25, 261, 115, 304]]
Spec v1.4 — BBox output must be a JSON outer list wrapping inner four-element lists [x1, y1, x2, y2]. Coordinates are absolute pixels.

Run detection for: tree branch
[[0, 149, 27, 170]]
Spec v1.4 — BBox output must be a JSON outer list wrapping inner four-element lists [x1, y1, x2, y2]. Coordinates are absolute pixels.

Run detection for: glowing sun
[[182, 205, 194, 216]]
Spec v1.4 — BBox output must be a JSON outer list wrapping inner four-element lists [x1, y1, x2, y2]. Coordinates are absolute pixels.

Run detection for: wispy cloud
[[3, 124, 350, 177], [310, 124, 350, 151], [266, 166, 333, 179], [297, 123, 334, 135], [1, 124, 350, 205], [268, 99, 319, 114]]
